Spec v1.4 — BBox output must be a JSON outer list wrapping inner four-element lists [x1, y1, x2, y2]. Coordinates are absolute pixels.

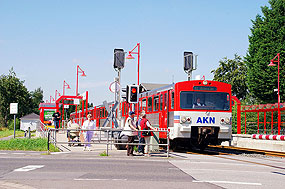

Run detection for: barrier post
[[54, 129, 57, 147], [167, 130, 169, 158], [106, 130, 109, 156], [28, 127, 31, 139], [47, 130, 50, 153], [99, 129, 101, 143], [110, 130, 112, 150]]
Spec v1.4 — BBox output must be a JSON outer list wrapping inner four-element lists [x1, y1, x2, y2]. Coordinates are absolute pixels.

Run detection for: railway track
[[206, 145, 285, 158]]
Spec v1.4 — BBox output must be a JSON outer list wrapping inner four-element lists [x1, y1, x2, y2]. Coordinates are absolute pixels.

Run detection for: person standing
[[67, 117, 74, 146], [123, 111, 138, 156], [137, 111, 145, 155], [52, 111, 61, 130], [140, 114, 155, 156], [82, 114, 96, 151]]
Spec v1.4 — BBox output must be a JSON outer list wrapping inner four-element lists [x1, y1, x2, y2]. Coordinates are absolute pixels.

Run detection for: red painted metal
[[76, 65, 86, 96], [257, 112, 259, 134], [244, 112, 246, 134], [55, 95, 83, 127], [63, 80, 71, 96], [62, 80, 71, 121], [231, 96, 241, 134], [268, 53, 281, 134], [240, 102, 284, 134], [126, 43, 140, 117], [264, 112, 266, 134], [55, 90, 61, 101], [271, 111, 274, 134], [50, 96, 55, 103]]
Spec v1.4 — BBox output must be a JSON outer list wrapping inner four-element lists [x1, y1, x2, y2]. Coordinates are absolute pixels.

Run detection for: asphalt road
[[1, 150, 284, 189], [0, 151, 219, 189]]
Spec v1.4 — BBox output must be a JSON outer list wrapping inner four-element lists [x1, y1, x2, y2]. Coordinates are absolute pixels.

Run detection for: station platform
[[227, 134, 285, 152]]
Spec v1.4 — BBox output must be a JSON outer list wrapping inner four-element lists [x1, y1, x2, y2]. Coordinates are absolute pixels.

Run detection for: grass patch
[[0, 138, 59, 152], [0, 129, 25, 138], [134, 145, 138, 152], [99, 151, 108, 156]]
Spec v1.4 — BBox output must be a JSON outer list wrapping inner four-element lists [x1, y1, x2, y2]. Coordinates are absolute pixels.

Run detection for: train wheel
[[170, 140, 177, 151]]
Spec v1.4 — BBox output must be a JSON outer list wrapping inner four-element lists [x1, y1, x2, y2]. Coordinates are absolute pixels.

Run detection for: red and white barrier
[[252, 134, 285, 141]]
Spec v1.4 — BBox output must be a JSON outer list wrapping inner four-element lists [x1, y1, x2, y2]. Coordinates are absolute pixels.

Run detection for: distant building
[[20, 113, 40, 131]]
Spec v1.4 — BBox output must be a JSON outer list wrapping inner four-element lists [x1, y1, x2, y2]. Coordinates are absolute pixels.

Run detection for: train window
[[147, 97, 153, 112], [171, 91, 174, 109], [153, 95, 159, 111], [160, 94, 163, 111], [142, 99, 146, 108], [105, 109, 108, 117], [142, 99, 146, 112], [180, 91, 230, 110]]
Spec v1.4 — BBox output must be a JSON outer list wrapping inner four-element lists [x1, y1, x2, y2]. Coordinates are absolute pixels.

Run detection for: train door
[[160, 92, 168, 138]]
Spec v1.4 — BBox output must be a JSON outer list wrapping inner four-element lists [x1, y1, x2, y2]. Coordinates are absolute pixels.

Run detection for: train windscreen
[[180, 91, 230, 110]]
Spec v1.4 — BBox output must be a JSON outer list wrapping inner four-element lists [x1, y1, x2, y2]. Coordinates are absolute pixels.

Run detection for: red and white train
[[71, 79, 233, 149]]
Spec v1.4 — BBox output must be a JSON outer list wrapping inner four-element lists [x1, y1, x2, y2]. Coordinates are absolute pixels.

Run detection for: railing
[[37, 121, 48, 138], [47, 128, 170, 157]]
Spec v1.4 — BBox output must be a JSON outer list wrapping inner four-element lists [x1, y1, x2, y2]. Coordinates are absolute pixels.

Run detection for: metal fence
[[47, 128, 170, 157]]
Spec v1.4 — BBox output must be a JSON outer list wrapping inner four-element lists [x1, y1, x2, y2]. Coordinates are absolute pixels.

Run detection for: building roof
[[140, 83, 170, 93], [20, 113, 40, 120]]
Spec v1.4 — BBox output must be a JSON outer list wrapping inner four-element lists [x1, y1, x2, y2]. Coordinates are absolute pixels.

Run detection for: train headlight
[[225, 117, 230, 124], [181, 116, 187, 123], [221, 117, 230, 124], [186, 117, 191, 123]]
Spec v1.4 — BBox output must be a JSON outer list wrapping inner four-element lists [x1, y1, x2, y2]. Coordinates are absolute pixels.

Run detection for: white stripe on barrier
[[251, 134, 285, 141], [262, 135, 266, 140]]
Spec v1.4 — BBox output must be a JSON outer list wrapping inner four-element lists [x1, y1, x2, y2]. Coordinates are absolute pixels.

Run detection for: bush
[[8, 118, 20, 130]]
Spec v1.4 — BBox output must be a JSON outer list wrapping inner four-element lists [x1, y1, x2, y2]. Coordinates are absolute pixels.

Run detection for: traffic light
[[114, 49, 125, 69], [184, 51, 193, 71], [126, 85, 139, 103]]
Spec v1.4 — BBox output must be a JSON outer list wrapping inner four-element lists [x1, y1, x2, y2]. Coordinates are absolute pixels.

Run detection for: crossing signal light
[[184, 51, 193, 71], [127, 85, 139, 103]]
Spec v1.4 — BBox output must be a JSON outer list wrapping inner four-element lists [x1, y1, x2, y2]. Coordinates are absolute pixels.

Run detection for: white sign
[[10, 103, 18, 114], [74, 99, 80, 105], [81, 91, 87, 100], [64, 105, 69, 109], [109, 81, 120, 93]]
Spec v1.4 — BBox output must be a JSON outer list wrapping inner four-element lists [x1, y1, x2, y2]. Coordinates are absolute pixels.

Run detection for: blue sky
[[0, 0, 269, 105]]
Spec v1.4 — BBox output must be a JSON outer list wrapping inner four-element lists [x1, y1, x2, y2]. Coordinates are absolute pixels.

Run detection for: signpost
[[74, 99, 80, 105], [10, 103, 18, 138]]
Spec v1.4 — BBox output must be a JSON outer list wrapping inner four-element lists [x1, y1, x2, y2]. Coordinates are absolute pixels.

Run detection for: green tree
[[0, 68, 32, 127], [211, 54, 248, 100], [30, 88, 44, 114], [245, 0, 284, 103]]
